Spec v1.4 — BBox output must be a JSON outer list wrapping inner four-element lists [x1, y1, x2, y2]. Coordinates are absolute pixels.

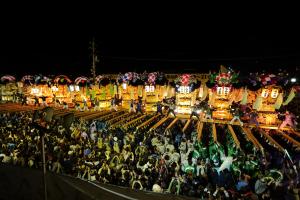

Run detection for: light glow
[[261, 89, 269, 98], [51, 86, 58, 92], [271, 89, 279, 98], [217, 86, 230, 95], [145, 85, 155, 93], [179, 86, 190, 94], [31, 88, 39, 94], [122, 83, 127, 90], [69, 85, 74, 92]]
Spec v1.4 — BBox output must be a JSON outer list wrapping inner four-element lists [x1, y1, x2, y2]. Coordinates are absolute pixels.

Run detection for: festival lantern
[[51, 86, 59, 92], [179, 86, 190, 94], [261, 88, 269, 98], [122, 83, 127, 90], [145, 85, 155, 93], [216, 86, 231, 96], [270, 89, 279, 98], [31, 88, 40, 95], [69, 85, 75, 92]]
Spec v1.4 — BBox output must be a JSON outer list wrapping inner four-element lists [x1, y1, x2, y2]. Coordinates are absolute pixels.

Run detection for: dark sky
[[1, 12, 300, 78]]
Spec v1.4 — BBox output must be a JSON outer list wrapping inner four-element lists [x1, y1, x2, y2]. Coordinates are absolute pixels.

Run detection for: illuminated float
[[73, 76, 91, 108], [174, 74, 198, 114], [248, 72, 295, 125], [206, 66, 240, 120], [117, 72, 140, 109], [97, 75, 115, 109], [143, 72, 167, 112], [30, 75, 53, 104], [53, 75, 72, 105]]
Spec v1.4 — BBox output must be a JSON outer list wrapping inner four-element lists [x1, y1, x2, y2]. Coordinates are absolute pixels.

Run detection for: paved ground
[[0, 164, 196, 200]]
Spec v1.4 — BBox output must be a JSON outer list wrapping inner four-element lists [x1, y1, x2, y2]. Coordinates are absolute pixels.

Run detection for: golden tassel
[[208, 90, 215, 105], [228, 89, 235, 104], [273, 93, 283, 109], [200, 84, 208, 101], [130, 87, 134, 100], [138, 85, 143, 97], [241, 88, 248, 105], [119, 85, 122, 98], [235, 88, 244, 102], [253, 95, 263, 110], [114, 85, 117, 96], [283, 88, 296, 106]]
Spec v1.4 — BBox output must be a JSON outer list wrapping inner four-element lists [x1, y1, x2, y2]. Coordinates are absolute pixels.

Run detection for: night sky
[[1, 12, 300, 78]]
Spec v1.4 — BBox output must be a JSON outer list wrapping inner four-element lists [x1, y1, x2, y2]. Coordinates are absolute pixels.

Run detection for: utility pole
[[41, 133, 47, 200], [91, 37, 98, 85]]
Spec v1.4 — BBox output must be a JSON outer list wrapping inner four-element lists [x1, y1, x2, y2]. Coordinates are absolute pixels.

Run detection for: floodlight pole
[[41, 133, 47, 200]]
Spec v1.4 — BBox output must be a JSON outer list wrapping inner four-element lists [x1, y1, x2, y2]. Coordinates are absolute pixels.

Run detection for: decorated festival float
[[206, 66, 241, 120], [117, 72, 140, 110], [246, 72, 297, 126], [94, 75, 113, 109], [173, 74, 199, 114], [116, 72, 172, 112], [143, 72, 159, 112], [51, 75, 73, 105], [143, 72, 168, 112], [24, 75, 53, 104], [72, 76, 92, 108]]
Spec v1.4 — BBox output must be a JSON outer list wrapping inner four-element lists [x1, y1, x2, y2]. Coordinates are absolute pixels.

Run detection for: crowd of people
[[1, 91, 300, 199], [0, 99, 300, 200]]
